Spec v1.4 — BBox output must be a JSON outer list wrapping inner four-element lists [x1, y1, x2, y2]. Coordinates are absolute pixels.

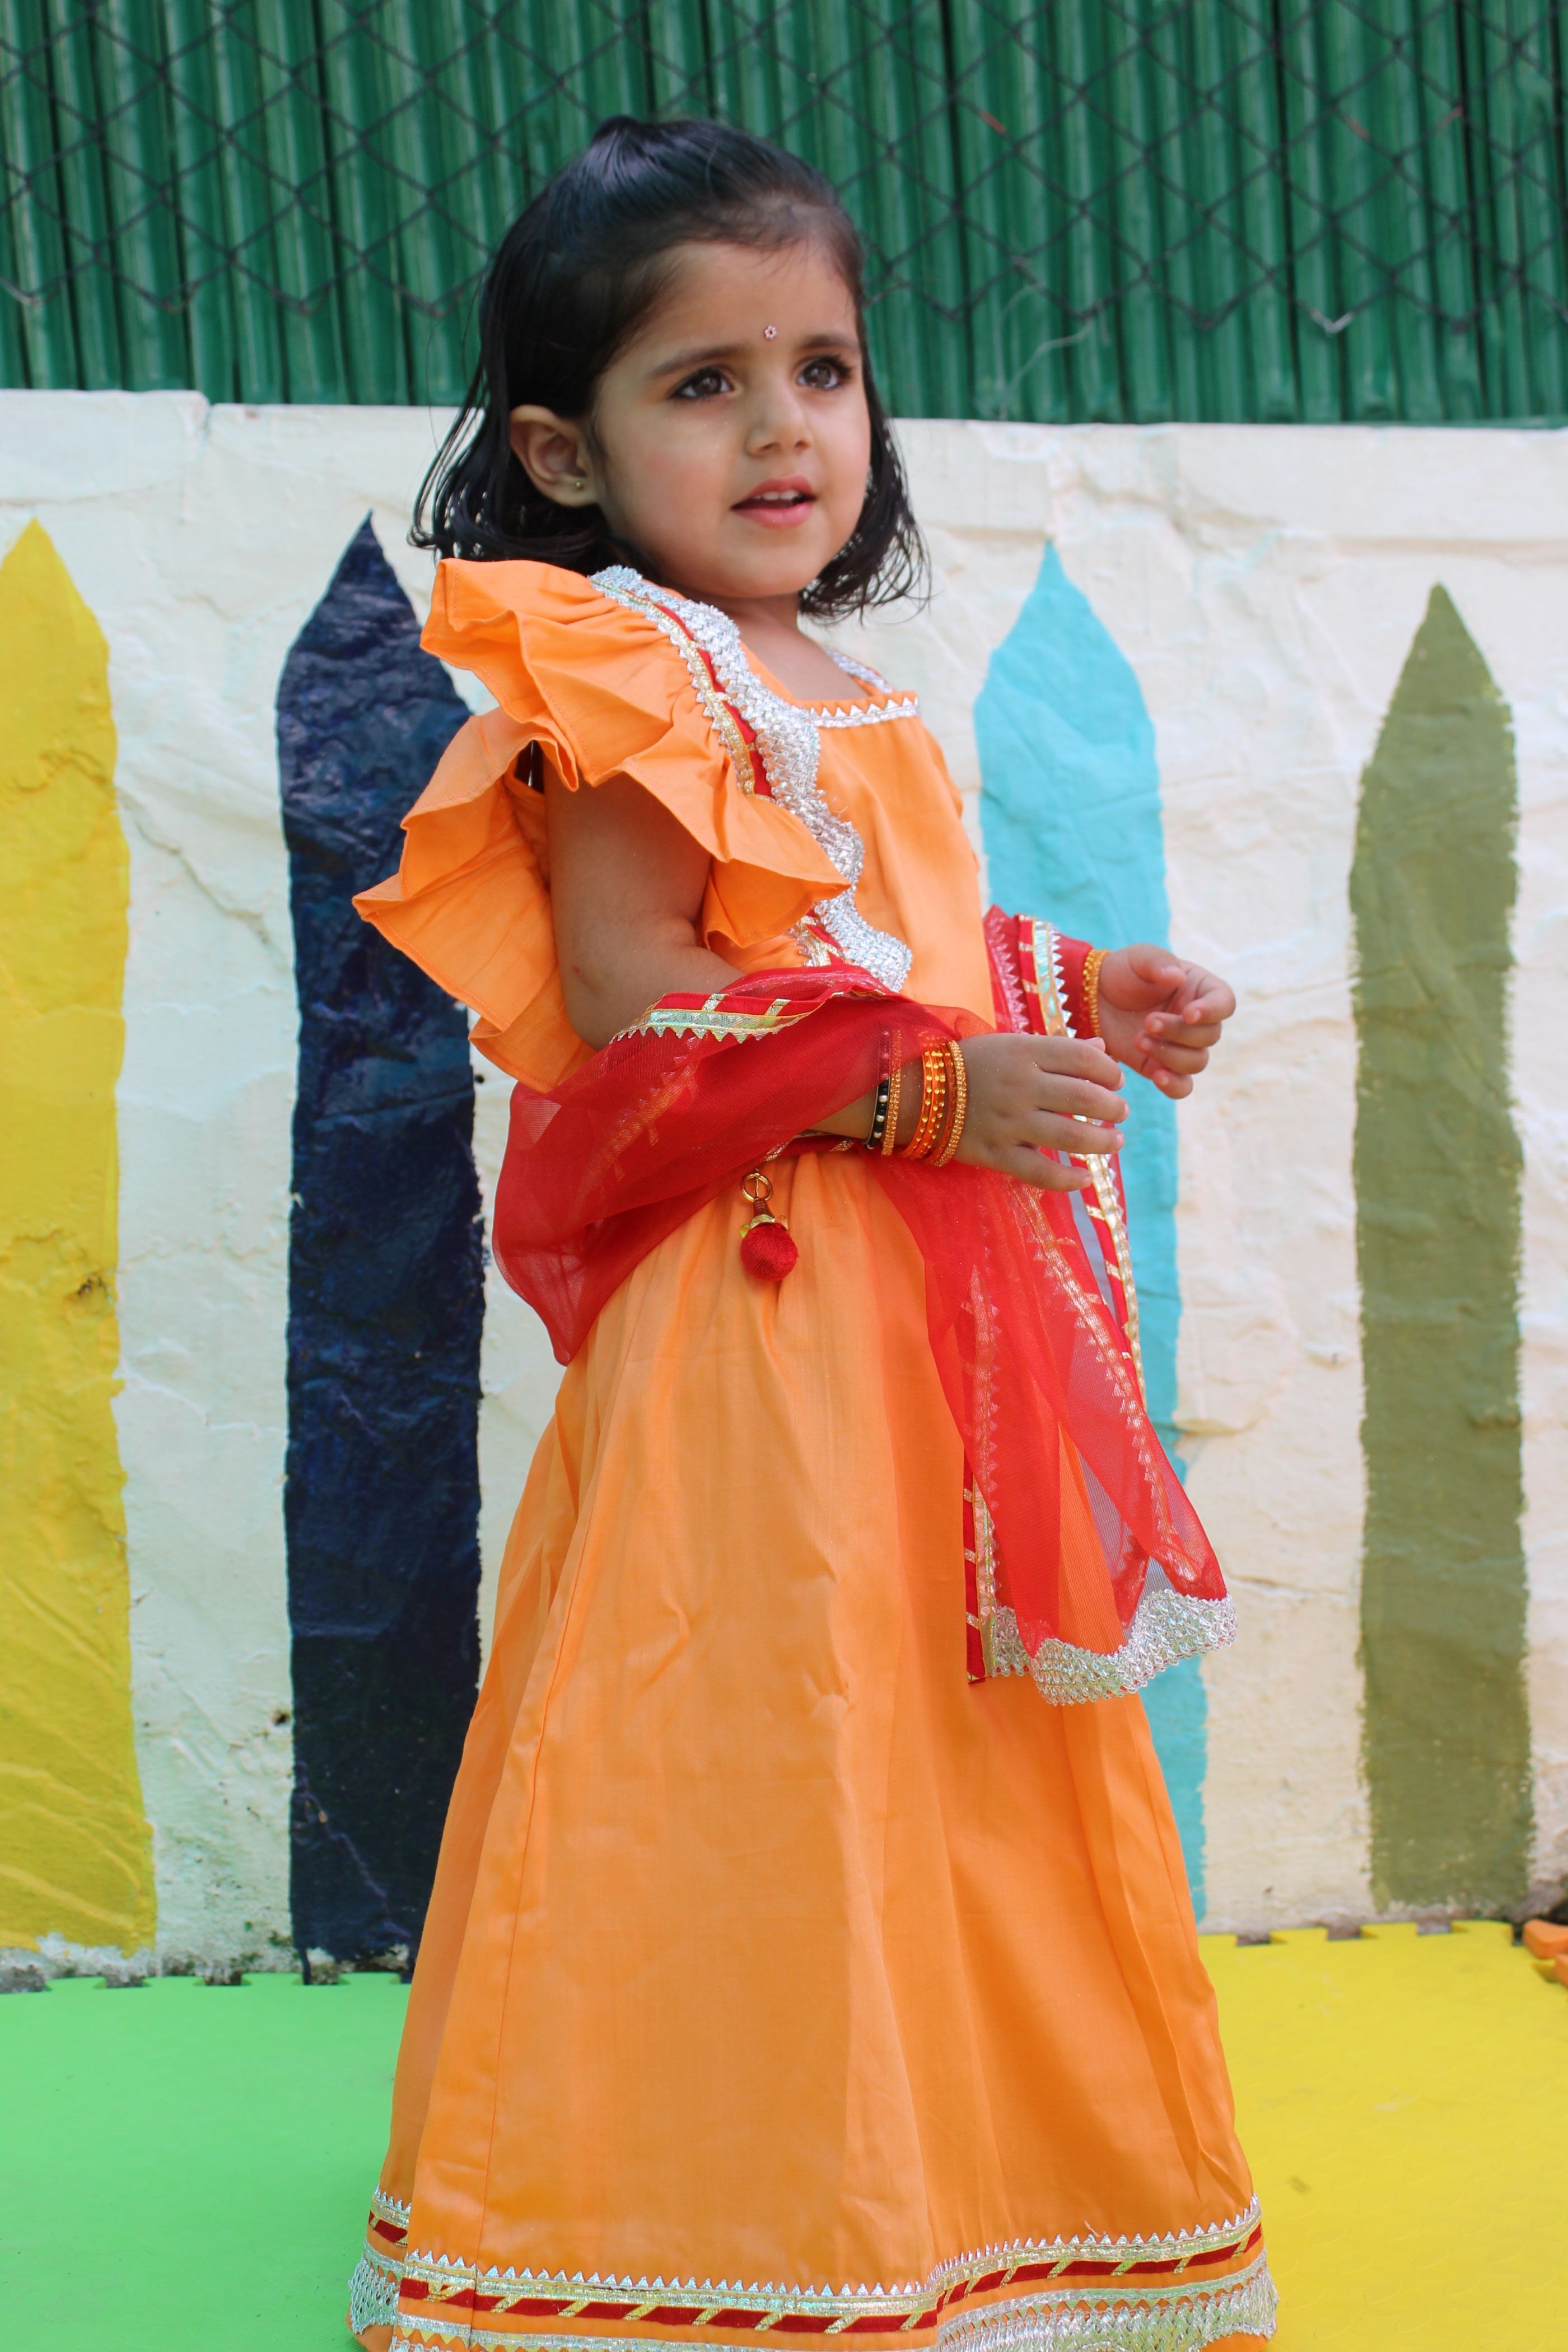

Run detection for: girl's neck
[[671, 585, 856, 704]]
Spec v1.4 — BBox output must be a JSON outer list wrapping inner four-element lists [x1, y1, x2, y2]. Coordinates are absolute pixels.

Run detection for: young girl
[[349, 117, 1272, 2352]]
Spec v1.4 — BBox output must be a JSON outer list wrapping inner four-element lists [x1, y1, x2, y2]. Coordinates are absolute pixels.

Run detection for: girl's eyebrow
[[647, 329, 857, 380], [647, 340, 746, 379]]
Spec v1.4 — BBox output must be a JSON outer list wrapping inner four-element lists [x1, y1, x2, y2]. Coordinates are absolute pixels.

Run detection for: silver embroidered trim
[[926, 2204, 1262, 2289], [388, 2255, 1275, 2352], [592, 566, 913, 992], [967, 1481, 1000, 1637], [391, 2200, 1262, 2319], [986, 1587, 1237, 1705], [618, 993, 811, 1042], [935, 2255, 1277, 2352], [1027, 920, 1145, 1398], [350, 2242, 403, 2334], [987, 917, 1030, 1036], [826, 645, 891, 692], [1043, 920, 1070, 1032], [802, 642, 920, 726], [791, 920, 837, 966], [352, 2185, 412, 2338], [1081, 1152, 1145, 1400], [809, 690, 921, 728]]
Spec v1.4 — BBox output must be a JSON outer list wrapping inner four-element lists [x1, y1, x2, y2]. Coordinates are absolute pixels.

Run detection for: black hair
[[412, 116, 925, 620]]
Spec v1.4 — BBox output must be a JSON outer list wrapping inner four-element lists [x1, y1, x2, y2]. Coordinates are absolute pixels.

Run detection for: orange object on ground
[[1522, 1917, 1568, 1961], [349, 562, 1275, 2351]]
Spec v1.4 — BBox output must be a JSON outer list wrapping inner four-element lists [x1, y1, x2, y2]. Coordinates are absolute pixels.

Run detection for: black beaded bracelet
[[865, 1071, 893, 1152]]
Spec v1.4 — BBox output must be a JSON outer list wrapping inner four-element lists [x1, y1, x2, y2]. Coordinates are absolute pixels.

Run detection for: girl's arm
[[547, 771, 738, 1045], [547, 774, 1126, 1191], [546, 773, 892, 1141]]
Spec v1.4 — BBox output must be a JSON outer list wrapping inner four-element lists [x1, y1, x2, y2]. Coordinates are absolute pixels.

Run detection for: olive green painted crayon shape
[[1351, 585, 1529, 1914]]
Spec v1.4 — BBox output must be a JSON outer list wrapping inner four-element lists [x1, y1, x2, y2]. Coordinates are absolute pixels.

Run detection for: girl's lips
[[732, 483, 817, 529]]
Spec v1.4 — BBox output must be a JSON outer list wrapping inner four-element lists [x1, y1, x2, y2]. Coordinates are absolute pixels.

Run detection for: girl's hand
[[1094, 945, 1236, 1099], [952, 1032, 1126, 1192]]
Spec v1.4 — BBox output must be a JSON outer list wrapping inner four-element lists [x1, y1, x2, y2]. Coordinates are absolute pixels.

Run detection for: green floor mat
[[1, 1970, 405, 2349]]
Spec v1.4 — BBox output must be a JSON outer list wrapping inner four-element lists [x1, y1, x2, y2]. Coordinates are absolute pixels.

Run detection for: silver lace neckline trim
[[807, 645, 921, 727], [591, 566, 913, 993]]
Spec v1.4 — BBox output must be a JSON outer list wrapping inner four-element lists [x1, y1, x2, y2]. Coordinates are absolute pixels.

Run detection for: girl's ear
[[510, 405, 598, 507]]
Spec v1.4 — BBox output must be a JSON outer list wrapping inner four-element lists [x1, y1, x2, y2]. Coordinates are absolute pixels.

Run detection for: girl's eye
[[673, 367, 731, 400], [800, 355, 851, 390]]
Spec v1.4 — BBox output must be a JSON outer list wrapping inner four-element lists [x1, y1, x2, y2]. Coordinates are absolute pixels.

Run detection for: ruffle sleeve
[[353, 561, 845, 1088]]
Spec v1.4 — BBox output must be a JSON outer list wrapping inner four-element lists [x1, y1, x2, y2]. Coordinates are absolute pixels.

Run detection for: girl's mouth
[[732, 479, 817, 528]]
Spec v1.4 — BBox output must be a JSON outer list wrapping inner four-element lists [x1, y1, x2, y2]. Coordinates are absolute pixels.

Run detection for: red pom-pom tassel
[[740, 1216, 798, 1281]]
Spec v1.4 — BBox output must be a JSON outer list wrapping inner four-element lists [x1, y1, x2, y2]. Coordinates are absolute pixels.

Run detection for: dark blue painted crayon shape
[[277, 519, 480, 1968]]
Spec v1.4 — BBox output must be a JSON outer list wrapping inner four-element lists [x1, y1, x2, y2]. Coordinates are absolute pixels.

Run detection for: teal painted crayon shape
[[977, 546, 1206, 1915]]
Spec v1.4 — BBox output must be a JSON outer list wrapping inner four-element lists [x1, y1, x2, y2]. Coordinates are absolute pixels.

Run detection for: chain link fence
[[2, 1, 1565, 422]]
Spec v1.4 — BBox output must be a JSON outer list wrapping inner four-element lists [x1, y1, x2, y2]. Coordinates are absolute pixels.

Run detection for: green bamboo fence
[[2, 2, 1565, 420]]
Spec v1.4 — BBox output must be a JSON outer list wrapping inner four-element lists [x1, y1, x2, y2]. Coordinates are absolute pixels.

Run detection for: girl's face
[[511, 237, 873, 610]]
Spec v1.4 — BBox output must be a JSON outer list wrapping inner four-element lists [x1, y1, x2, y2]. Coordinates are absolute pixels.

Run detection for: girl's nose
[[747, 385, 810, 455]]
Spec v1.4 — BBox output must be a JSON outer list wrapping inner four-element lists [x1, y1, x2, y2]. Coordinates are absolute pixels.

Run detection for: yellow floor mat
[[1205, 1920, 1567, 2346]]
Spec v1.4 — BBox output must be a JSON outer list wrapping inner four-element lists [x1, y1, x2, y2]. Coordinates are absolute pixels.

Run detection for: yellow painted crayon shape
[[0, 521, 153, 1955]]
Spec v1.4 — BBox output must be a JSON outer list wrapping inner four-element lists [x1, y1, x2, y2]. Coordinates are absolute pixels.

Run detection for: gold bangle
[[932, 1039, 969, 1166], [1082, 947, 1108, 1038], [924, 1047, 950, 1159], [881, 1054, 904, 1156], [902, 1045, 947, 1160], [928, 1040, 961, 1166], [903, 1054, 934, 1160]]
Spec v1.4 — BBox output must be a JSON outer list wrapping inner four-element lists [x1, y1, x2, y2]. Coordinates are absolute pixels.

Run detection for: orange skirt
[[352, 1154, 1274, 2351]]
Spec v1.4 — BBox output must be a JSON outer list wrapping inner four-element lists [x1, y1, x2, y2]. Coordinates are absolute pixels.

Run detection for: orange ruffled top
[[348, 562, 1272, 2352], [357, 557, 990, 1086]]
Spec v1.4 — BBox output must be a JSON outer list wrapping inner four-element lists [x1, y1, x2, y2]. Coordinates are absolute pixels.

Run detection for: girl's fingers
[[958, 1135, 1091, 1188], [1028, 1038, 1123, 1086], [1145, 1014, 1222, 1048], [1173, 979, 1235, 1024], [1143, 1040, 1209, 1076], [1119, 943, 1186, 993], [1109, 954, 1235, 1033], [1006, 1150, 1089, 1192], [1032, 1075, 1128, 1123], [1023, 1111, 1124, 1158]]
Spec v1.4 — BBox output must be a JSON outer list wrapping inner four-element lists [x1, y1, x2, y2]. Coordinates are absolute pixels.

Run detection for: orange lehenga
[[348, 560, 1276, 2352]]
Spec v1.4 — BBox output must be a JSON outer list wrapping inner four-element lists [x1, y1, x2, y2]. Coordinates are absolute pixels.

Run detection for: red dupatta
[[492, 950, 1234, 1706]]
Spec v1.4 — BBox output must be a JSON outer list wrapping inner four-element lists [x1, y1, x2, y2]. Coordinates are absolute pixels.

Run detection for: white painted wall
[[3, 395, 1564, 1957]]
